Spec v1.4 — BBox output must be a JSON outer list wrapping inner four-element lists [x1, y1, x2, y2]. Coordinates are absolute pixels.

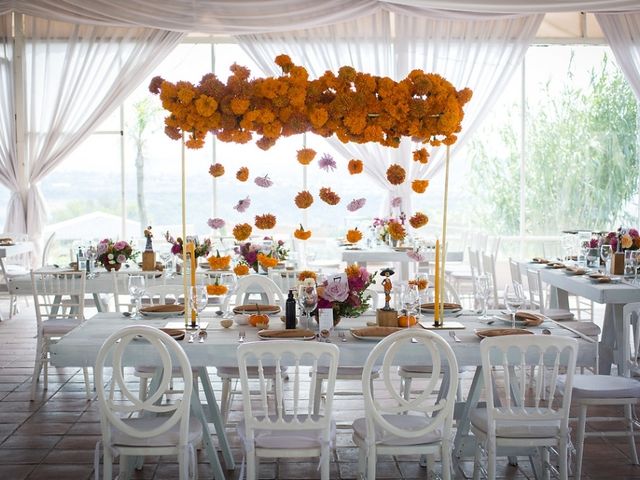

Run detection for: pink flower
[[114, 241, 128, 251], [321, 281, 349, 303], [407, 249, 425, 262], [233, 197, 251, 213], [391, 197, 402, 208], [96, 242, 108, 255], [347, 198, 366, 212], [116, 254, 126, 263], [318, 153, 337, 172], [629, 228, 639, 238], [207, 218, 225, 229], [254, 175, 273, 188]]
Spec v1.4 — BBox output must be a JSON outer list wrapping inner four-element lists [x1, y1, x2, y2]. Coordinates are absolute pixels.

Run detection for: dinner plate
[[350, 326, 405, 341], [257, 329, 316, 341], [564, 267, 587, 275], [419, 303, 462, 316], [492, 314, 529, 327], [475, 328, 534, 339], [233, 305, 281, 315]]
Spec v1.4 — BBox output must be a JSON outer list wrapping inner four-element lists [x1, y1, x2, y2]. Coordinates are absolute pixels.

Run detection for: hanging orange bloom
[[294, 224, 312, 240], [409, 278, 428, 291], [386, 164, 406, 185], [297, 148, 316, 165], [294, 191, 314, 209], [297, 270, 317, 282], [412, 179, 429, 194], [257, 252, 279, 269], [207, 284, 228, 296], [412, 148, 429, 164], [233, 223, 252, 241], [409, 212, 429, 229], [388, 221, 406, 240], [255, 214, 277, 229], [236, 166, 249, 182], [346, 228, 363, 244], [319, 187, 340, 205], [230, 98, 250, 115], [209, 163, 225, 177], [233, 263, 250, 276], [348, 159, 363, 175], [207, 251, 231, 270]]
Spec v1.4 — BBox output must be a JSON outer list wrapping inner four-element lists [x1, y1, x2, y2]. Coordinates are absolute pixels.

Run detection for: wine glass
[[297, 284, 318, 330], [624, 250, 638, 283], [400, 283, 420, 322], [218, 272, 237, 317], [128, 275, 146, 319], [160, 252, 174, 278], [189, 285, 208, 329], [586, 247, 599, 270], [475, 274, 491, 320], [600, 245, 613, 274], [504, 282, 526, 328]]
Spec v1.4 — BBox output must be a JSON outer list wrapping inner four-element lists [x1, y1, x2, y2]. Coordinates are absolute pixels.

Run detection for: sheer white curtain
[[0, 15, 182, 255], [596, 12, 640, 101], [238, 9, 541, 216]]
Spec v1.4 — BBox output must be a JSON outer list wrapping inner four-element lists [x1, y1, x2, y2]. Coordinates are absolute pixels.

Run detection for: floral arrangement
[[165, 232, 211, 258], [257, 252, 279, 270], [96, 239, 137, 268], [235, 242, 263, 272], [317, 264, 377, 318], [388, 221, 407, 241], [150, 55, 472, 151], [207, 250, 231, 270], [600, 227, 640, 251], [297, 270, 317, 282], [372, 214, 406, 242], [235, 238, 288, 272]]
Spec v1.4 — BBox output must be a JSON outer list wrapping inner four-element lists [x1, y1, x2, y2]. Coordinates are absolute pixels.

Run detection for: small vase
[[104, 262, 122, 272]]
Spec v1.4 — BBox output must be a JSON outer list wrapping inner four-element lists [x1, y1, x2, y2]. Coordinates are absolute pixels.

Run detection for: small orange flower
[[409, 212, 429, 229], [346, 228, 363, 244], [294, 225, 312, 240], [412, 179, 429, 194], [257, 252, 279, 269], [348, 159, 363, 175], [319, 187, 340, 205], [207, 284, 228, 296], [345, 263, 361, 279], [297, 148, 316, 165], [294, 191, 314, 209], [233, 223, 252, 241], [233, 263, 250, 276], [409, 278, 428, 291], [297, 270, 317, 282], [255, 214, 276, 230], [386, 164, 406, 185], [209, 163, 225, 177], [388, 221, 406, 240], [207, 251, 231, 270], [236, 166, 249, 182], [412, 148, 429, 164]]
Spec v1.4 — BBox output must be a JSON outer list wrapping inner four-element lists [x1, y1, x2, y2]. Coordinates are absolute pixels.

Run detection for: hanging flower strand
[[233, 196, 251, 213], [207, 218, 225, 229], [236, 166, 249, 181], [348, 159, 363, 174], [209, 163, 225, 177], [255, 175, 273, 188], [318, 153, 337, 172], [297, 148, 316, 165], [347, 198, 366, 212]]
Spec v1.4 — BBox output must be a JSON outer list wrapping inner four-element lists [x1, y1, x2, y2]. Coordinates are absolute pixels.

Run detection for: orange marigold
[[297, 148, 316, 165], [257, 252, 279, 269], [297, 270, 317, 282], [409, 212, 429, 229], [412, 179, 429, 194], [207, 284, 228, 296], [233, 263, 250, 276], [345, 263, 361, 279], [388, 221, 406, 240], [236, 166, 249, 182], [209, 163, 225, 178], [409, 278, 428, 291], [207, 251, 231, 270], [232, 223, 252, 241], [294, 190, 314, 209], [412, 148, 429, 164], [230, 98, 250, 115], [346, 228, 363, 244], [386, 164, 406, 185], [293, 224, 312, 240], [255, 214, 277, 230], [319, 187, 340, 205], [348, 159, 363, 175]]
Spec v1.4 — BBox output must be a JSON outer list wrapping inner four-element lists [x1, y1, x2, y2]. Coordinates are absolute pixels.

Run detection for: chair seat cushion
[[352, 415, 442, 446], [3, 264, 29, 277], [238, 414, 334, 450], [470, 407, 561, 438], [558, 374, 640, 399], [216, 366, 284, 378], [111, 416, 202, 447], [554, 320, 601, 337], [542, 308, 575, 321], [315, 365, 380, 379], [42, 319, 82, 335]]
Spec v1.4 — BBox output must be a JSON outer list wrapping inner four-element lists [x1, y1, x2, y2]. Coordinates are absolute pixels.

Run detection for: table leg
[[198, 368, 235, 470], [190, 386, 227, 479], [599, 304, 624, 375], [548, 286, 570, 310], [453, 366, 483, 467]]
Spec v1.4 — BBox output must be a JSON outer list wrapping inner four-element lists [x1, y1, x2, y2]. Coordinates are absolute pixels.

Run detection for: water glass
[[585, 248, 599, 269], [298, 284, 318, 330], [190, 285, 208, 327], [475, 274, 491, 320], [128, 275, 146, 319], [504, 282, 526, 328], [600, 245, 613, 274], [400, 283, 420, 318], [624, 250, 638, 282]]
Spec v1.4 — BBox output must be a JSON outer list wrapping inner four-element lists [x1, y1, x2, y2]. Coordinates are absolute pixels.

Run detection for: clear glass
[[624, 250, 638, 282], [585, 247, 599, 269], [475, 274, 492, 320], [504, 282, 526, 328], [600, 245, 613, 274], [400, 283, 420, 319], [297, 284, 318, 331], [190, 285, 208, 329], [127, 275, 146, 319]]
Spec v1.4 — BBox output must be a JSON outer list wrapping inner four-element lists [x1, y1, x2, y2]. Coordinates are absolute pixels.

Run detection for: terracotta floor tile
[[1, 434, 61, 449], [25, 463, 93, 480], [0, 463, 34, 480]]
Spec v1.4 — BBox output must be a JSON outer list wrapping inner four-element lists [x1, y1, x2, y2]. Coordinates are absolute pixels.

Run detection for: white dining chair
[[353, 329, 459, 480], [111, 270, 166, 313], [237, 340, 340, 480], [481, 252, 503, 309], [94, 325, 202, 480], [0, 233, 31, 319], [557, 301, 640, 479], [30, 270, 91, 400], [471, 335, 578, 480]]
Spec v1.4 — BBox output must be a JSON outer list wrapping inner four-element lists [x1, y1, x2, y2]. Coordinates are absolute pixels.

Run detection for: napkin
[[475, 328, 534, 338], [565, 266, 587, 275], [158, 328, 185, 340], [351, 326, 405, 337], [140, 304, 184, 313], [420, 302, 462, 311], [258, 329, 315, 338], [532, 257, 549, 263], [514, 311, 545, 327]]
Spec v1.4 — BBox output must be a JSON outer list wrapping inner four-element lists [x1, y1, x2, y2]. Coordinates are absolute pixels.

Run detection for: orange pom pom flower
[[297, 148, 316, 165], [209, 163, 225, 178], [409, 212, 429, 229], [232, 223, 253, 241], [386, 164, 406, 185], [233, 263, 250, 276], [294, 225, 312, 240], [319, 187, 340, 205], [255, 214, 277, 230], [236, 166, 249, 182], [294, 191, 314, 209], [346, 228, 363, 244], [348, 159, 363, 175], [412, 179, 429, 194]]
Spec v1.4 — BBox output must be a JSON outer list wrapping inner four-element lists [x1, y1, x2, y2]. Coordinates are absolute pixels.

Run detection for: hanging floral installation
[[412, 148, 429, 164], [294, 191, 314, 209], [232, 223, 252, 241], [318, 153, 337, 172], [297, 148, 316, 165], [255, 213, 277, 229], [409, 212, 429, 228], [348, 159, 363, 174], [294, 225, 312, 240], [209, 163, 225, 177], [254, 175, 273, 188], [412, 179, 429, 194], [236, 166, 249, 181], [319, 187, 340, 205], [346, 198, 366, 212], [207, 218, 225, 229], [346, 228, 363, 244], [233, 196, 251, 213], [386, 164, 406, 185]]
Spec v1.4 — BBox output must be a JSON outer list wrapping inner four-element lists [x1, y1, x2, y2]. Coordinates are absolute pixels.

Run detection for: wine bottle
[[285, 290, 296, 329]]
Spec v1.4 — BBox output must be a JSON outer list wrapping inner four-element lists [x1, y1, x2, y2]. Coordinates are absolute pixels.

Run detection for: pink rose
[[321, 281, 349, 303], [114, 241, 128, 251]]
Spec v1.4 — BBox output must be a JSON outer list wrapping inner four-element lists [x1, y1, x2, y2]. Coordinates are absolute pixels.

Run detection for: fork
[[449, 331, 461, 343], [238, 330, 246, 343]]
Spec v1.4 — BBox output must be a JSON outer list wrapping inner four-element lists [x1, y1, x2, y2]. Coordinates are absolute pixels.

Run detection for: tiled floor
[[0, 299, 638, 479]]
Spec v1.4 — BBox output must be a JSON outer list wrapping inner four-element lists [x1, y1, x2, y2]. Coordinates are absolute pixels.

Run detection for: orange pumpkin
[[398, 314, 417, 327], [249, 314, 269, 328], [346, 228, 363, 244], [294, 224, 312, 240]]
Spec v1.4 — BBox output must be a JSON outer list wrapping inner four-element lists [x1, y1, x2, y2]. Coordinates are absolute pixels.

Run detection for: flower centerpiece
[[372, 213, 407, 246], [601, 227, 640, 252], [96, 239, 137, 271], [317, 264, 376, 325], [165, 232, 211, 258], [234, 239, 285, 273]]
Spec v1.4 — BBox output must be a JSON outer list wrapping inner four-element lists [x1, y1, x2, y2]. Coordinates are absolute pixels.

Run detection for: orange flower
[[233, 263, 250, 276], [346, 228, 363, 244], [386, 164, 406, 185], [388, 221, 406, 240], [294, 225, 312, 240], [236, 166, 249, 182], [233, 223, 252, 241], [297, 148, 316, 165], [257, 252, 279, 269], [348, 159, 363, 175], [319, 187, 340, 205], [409, 278, 428, 291], [207, 284, 228, 296], [207, 251, 231, 270], [412, 179, 429, 194], [412, 148, 429, 164], [230, 98, 250, 115], [294, 190, 314, 209], [297, 270, 317, 282], [345, 263, 361, 279], [255, 214, 276, 230], [409, 212, 429, 229], [209, 163, 225, 178]]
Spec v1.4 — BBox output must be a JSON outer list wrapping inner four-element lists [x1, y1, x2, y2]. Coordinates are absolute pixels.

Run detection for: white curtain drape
[[596, 12, 640, 100], [237, 9, 541, 217], [0, 13, 182, 256]]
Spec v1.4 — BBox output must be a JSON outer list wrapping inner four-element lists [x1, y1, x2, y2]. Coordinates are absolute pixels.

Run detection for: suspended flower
[[297, 148, 316, 165], [412, 148, 429, 164], [236, 166, 249, 182], [232, 223, 252, 241], [348, 159, 363, 175], [318, 153, 337, 172], [409, 212, 429, 229], [391, 197, 402, 208], [346, 228, 363, 244], [255, 175, 273, 188], [233, 196, 251, 213], [207, 218, 225, 229], [319, 187, 340, 205], [209, 163, 225, 178], [294, 191, 314, 209], [412, 179, 429, 194], [233, 263, 250, 276], [255, 214, 277, 230], [386, 164, 406, 185], [294, 224, 312, 240], [407, 249, 426, 262], [346, 198, 366, 212]]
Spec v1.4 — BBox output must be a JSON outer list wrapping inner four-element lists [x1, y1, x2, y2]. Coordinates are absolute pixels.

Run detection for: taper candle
[[434, 239, 440, 326]]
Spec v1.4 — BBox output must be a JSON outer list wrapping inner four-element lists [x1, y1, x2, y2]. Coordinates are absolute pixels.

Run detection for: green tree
[[470, 54, 638, 235]]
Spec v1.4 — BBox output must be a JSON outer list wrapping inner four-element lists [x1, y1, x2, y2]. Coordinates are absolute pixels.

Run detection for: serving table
[[49, 311, 596, 476]]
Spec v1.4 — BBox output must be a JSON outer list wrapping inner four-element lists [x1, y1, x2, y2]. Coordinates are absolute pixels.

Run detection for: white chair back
[[31, 271, 86, 326], [41, 232, 57, 267], [623, 302, 640, 377], [480, 335, 577, 438], [526, 268, 544, 311], [222, 274, 285, 311], [508, 257, 522, 286], [143, 284, 185, 305], [363, 329, 458, 442], [269, 270, 299, 294], [481, 252, 499, 308], [427, 275, 461, 304]]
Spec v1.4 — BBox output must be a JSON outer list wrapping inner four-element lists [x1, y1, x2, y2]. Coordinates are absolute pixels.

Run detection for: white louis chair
[[237, 340, 339, 480], [353, 329, 459, 480], [0, 233, 30, 319], [30, 270, 91, 401], [557, 301, 640, 479], [94, 325, 202, 480], [111, 271, 166, 313], [471, 335, 578, 480]]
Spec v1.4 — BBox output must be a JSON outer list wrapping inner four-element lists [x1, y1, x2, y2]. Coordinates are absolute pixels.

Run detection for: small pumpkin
[[207, 250, 231, 270], [207, 284, 228, 296], [398, 313, 417, 328], [249, 314, 269, 328], [294, 224, 312, 240], [345, 228, 363, 244]]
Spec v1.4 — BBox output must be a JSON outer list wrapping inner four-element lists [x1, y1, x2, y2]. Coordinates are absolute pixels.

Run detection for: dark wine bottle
[[285, 290, 296, 329]]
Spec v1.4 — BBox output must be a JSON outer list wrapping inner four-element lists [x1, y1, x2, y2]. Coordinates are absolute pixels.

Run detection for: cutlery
[[188, 332, 196, 343], [449, 331, 461, 343], [198, 330, 208, 343], [122, 312, 132, 318]]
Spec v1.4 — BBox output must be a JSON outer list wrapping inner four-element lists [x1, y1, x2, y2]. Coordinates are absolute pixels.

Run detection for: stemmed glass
[[586, 247, 599, 270], [298, 284, 318, 330], [160, 252, 174, 278], [218, 272, 237, 317], [600, 245, 613, 274], [128, 275, 146, 319], [400, 283, 420, 323], [190, 284, 208, 325], [504, 283, 526, 328], [624, 250, 638, 283], [475, 274, 492, 320]]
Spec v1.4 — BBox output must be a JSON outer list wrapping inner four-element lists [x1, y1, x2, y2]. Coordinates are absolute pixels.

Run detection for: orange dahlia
[[409, 212, 429, 229], [297, 148, 316, 165], [255, 214, 276, 230], [412, 179, 429, 194], [348, 159, 363, 175], [236, 166, 249, 182], [294, 191, 314, 209], [345, 228, 363, 244], [297, 270, 317, 282], [412, 148, 429, 164], [388, 221, 406, 240], [409, 278, 428, 291], [294, 225, 312, 240], [257, 252, 279, 269], [207, 251, 231, 270], [232, 223, 252, 241], [209, 163, 225, 178], [319, 187, 340, 205], [386, 164, 406, 185], [206, 284, 228, 296]]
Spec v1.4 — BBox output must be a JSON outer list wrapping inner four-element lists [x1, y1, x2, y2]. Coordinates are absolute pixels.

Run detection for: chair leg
[[487, 440, 496, 480], [625, 403, 639, 465], [103, 445, 113, 480], [246, 450, 257, 480], [357, 446, 366, 478], [401, 376, 412, 400], [220, 378, 231, 426], [575, 404, 588, 480], [30, 336, 45, 400], [441, 441, 452, 480], [472, 444, 482, 480], [366, 445, 376, 480], [320, 444, 330, 480], [139, 377, 148, 401], [313, 376, 323, 415], [558, 439, 569, 480], [83, 367, 91, 400], [542, 446, 551, 480]]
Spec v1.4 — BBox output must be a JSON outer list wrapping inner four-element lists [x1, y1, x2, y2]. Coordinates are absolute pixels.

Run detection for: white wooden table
[[341, 247, 424, 281]]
